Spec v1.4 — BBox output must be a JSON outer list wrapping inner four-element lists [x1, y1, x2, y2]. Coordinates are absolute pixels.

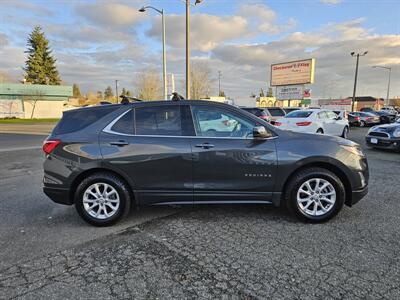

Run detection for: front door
[[99, 104, 193, 205], [189, 104, 277, 203]]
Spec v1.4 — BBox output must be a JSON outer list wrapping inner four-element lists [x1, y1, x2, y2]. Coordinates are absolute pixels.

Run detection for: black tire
[[75, 172, 131, 226], [316, 128, 324, 134], [341, 126, 349, 139], [360, 120, 366, 127], [284, 167, 345, 223]]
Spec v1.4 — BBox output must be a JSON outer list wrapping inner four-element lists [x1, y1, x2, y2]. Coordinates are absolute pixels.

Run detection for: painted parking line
[[0, 146, 42, 153]]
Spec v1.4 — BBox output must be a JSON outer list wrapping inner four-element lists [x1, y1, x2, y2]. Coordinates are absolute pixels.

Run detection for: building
[[0, 83, 72, 118], [256, 97, 302, 108], [312, 97, 384, 111]]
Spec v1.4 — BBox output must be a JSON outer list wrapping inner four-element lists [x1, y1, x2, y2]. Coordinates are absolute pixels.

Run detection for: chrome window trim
[[102, 107, 279, 141]]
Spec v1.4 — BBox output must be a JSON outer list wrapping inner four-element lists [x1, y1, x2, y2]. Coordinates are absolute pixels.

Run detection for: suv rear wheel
[[285, 168, 345, 222], [75, 172, 131, 226]]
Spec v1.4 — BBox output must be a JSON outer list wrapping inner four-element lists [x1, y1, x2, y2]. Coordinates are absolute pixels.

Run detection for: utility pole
[[218, 70, 222, 96], [115, 80, 119, 103], [350, 51, 368, 112]]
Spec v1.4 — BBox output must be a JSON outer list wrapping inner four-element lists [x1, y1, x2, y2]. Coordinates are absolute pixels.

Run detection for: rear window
[[285, 111, 313, 118], [54, 106, 118, 134], [267, 108, 285, 116]]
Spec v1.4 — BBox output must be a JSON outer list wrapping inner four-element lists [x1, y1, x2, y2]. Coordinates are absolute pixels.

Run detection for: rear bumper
[[43, 186, 73, 205], [349, 185, 368, 206]]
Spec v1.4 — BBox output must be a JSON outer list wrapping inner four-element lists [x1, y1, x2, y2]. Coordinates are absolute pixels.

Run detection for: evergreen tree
[[72, 83, 81, 98], [126, 90, 132, 97], [104, 86, 113, 99], [219, 90, 226, 97], [96, 91, 103, 100], [24, 26, 61, 85], [121, 87, 127, 96]]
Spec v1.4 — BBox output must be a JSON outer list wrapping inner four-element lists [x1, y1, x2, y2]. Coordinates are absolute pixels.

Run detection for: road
[[0, 127, 399, 299]]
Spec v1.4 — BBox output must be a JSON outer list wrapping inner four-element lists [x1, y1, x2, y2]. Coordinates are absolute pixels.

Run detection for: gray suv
[[43, 101, 368, 226]]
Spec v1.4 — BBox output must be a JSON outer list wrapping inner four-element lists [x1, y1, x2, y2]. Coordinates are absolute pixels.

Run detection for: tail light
[[366, 117, 373, 121], [274, 122, 282, 126], [355, 117, 360, 121], [296, 121, 312, 126], [43, 139, 61, 155]]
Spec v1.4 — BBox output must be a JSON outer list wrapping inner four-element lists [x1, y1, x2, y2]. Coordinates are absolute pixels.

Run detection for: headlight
[[394, 128, 400, 138], [340, 145, 365, 157]]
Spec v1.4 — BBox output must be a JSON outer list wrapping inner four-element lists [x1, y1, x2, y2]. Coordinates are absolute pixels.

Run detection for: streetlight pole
[[186, 0, 204, 100], [372, 66, 392, 105], [350, 51, 368, 111], [218, 70, 222, 96], [115, 80, 119, 102], [139, 6, 167, 100]]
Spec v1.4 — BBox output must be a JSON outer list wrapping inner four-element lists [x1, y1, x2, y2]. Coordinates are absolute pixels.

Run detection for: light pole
[[372, 66, 391, 105], [139, 6, 167, 100], [185, 0, 204, 100], [350, 51, 368, 112], [115, 80, 119, 102], [218, 70, 222, 96]]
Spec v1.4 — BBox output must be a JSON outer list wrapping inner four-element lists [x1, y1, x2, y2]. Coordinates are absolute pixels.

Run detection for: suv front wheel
[[75, 172, 131, 226], [285, 168, 345, 222]]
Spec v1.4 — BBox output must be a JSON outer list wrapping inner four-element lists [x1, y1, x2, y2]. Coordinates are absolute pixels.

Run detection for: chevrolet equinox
[[43, 101, 368, 226]]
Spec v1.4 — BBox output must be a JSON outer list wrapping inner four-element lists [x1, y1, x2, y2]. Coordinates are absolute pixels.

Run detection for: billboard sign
[[271, 58, 315, 86], [276, 85, 304, 100]]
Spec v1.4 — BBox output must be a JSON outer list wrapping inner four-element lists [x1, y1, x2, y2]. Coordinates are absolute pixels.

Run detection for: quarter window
[[110, 110, 134, 134], [191, 106, 255, 138], [135, 105, 182, 136]]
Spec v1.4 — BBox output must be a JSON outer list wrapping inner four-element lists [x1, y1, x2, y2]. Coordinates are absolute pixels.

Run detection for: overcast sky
[[0, 0, 399, 105]]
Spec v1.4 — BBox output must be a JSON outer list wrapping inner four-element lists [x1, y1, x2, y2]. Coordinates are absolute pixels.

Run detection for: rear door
[[189, 103, 278, 203], [99, 103, 193, 205]]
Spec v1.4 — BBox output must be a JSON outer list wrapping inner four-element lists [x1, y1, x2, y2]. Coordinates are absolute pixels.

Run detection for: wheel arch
[[69, 168, 137, 206], [280, 161, 353, 207]]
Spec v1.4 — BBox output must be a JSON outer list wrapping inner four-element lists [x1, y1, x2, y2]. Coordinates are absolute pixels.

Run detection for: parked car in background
[[275, 109, 349, 138], [381, 107, 398, 115], [264, 107, 286, 124], [366, 118, 400, 152], [351, 112, 380, 127], [360, 107, 375, 113], [240, 107, 271, 122], [282, 107, 301, 114], [373, 110, 396, 124], [43, 100, 369, 226], [348, 113, 361, 127]]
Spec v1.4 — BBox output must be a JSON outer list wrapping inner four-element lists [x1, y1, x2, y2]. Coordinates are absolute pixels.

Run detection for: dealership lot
[[0, 127, 399, 299]]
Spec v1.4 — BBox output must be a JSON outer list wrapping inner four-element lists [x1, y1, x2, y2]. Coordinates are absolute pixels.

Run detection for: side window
[[317, 111, 327, 119], [191, 106, 255, 138], [110, 110, 134, 134], [135, 105, 182, 136], [327, 111, 338, 119]]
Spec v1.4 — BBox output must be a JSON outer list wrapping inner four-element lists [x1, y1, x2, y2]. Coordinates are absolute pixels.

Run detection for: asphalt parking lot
[[0, 126, 399, 299]]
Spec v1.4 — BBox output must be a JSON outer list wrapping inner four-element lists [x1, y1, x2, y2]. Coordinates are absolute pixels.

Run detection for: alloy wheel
[[83, 183, 120, 219], [296, 178, 336, 217]]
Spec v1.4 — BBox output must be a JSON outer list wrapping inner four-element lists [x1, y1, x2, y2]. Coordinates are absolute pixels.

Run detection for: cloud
[[147, 14, 248, 52], [76, 3, 146, 28], [0, 33, 8, 48], [320, 0, 342, 4]]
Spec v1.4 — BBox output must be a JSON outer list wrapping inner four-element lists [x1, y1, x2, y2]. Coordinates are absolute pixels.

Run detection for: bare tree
[[191, 62, 213, 99], [135, 69, 162, 101], [23, 90, 44, 119]]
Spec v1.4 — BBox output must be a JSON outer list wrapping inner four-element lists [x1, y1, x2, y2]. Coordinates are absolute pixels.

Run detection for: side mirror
[[253, 126, 271, 139]]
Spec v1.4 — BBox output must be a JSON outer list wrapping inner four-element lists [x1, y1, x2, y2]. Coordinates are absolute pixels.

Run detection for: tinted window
[[54, 106, 118, 134], [267, 108, 285, 116], [327, 111, 338, 119], [111, 110, 134, 134], [285, 111, 313, 118], [283, 108, 299, 114], [192, 106, 255, 138], [135, 105, 182, 136]]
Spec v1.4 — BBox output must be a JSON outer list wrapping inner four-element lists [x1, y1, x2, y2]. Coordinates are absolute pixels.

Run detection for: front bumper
[[349, 185, 368, 206], [365, 136, 400, 151], [43, 186, 73, 205]]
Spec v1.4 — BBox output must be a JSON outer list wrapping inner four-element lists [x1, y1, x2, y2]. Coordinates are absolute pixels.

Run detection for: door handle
[[110, 140, 129, 147], [195, 143, 215, 149]]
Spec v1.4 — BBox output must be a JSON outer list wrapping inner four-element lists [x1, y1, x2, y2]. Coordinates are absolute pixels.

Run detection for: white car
[[274, 109, 350, 138]]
